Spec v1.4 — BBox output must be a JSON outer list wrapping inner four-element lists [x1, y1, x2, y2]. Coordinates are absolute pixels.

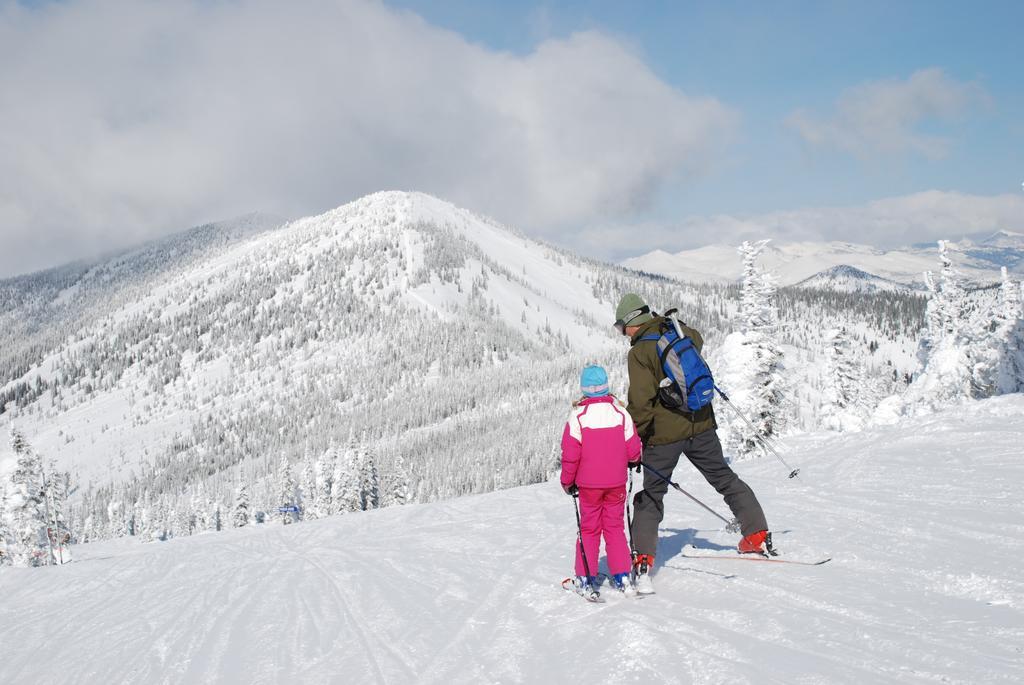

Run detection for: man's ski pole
[[714, 386, 801, 479], [641, 463, 740, 533]]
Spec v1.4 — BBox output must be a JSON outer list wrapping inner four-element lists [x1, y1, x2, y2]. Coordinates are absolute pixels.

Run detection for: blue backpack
[[638, 313, 716, 413]]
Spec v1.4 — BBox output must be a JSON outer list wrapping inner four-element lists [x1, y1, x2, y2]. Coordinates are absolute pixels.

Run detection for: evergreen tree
[[191, 489, 208, 533], [232, 483, 250, 527], [0, 480, 11, 566], [719, 241, 788, 458], [970, 267, 1024, 395], [332, 441, 362, 514], [389, 453, 412, 506], [821, 328, 866, 431], [211, 500, 223, 532], [44, 466, 72, 561], [314, 446, 336, 517], [277, 454, 297, 524], [358, 441, 380, 511], [298, 449, 317, 521], [151, 496, 168, 541], [907, 242, 988, 411], [131, 500, 143, 537], [7, 429, 50, 566], [138, 490, 154, 542], [173, 505, 192, 538]]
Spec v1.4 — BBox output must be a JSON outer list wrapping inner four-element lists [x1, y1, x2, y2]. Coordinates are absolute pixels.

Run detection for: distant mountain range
[[623, 230, 1024, 292]]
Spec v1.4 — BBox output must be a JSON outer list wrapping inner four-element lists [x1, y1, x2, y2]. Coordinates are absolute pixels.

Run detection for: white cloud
[[581, 191, 1024, 258], [786, 68, 989, 159], [0, 0, 735, 277]]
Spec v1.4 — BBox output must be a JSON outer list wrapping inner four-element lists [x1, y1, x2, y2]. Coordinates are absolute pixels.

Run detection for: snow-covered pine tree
[[44, 466, 72, 561], [232, 483, 250, 527], [0, 479, 11, 565], [130, 499, 141, 537], [203, 496, 216, 533], [173, 504, 192, 538], [191, 489, 208, 533], [7, 429, 50, 566], [968, 267, 1024, 396], [905, 242, 977, 411], [332, 440, 362, 514], [151, 496, 169, 541], [995, 267, 1024, 391], [298, 449, 317, 521], [104, 499, 126, 539], [137, 490, 154, 542], [211, 500, 223, 532], [314, 445, 336, 518], [386, 453, 412, 506], [820, 328, 867, 431], [277, 455, 297, 524], [359, 437, 380, 511], [717, 240, 787, 459]]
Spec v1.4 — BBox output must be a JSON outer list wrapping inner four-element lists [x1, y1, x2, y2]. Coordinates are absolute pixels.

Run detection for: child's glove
[[563, 484, 579, 497], [629, 460, 642, 472]]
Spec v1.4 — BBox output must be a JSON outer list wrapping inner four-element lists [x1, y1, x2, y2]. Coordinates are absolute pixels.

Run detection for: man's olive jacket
[[625, 316, 717, 445]]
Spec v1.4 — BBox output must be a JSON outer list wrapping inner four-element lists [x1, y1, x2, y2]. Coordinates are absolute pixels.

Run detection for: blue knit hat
[[580, 365, 610, 397]]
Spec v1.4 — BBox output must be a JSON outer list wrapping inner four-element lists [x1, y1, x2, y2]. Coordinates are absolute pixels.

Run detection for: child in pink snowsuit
[[561, 365, 642, 590]]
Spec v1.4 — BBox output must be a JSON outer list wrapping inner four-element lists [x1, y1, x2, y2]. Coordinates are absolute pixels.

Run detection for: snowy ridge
[[624, 237, 1023, 289], [2, 395, 1022, 683]]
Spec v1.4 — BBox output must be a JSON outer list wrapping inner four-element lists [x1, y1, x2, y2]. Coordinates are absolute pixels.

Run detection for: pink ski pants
[[575, 485, 631, 577]]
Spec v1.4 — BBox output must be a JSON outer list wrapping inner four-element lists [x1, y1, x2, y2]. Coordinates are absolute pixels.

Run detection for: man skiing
[[615, 293, 772, 594]]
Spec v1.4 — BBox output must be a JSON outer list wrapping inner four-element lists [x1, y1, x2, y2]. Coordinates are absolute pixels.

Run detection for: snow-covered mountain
[[0, 192, 724, 512], [2, 395, 1022, 683], [795, 264, 911, 293], [0, 192, 928, 537], [624, 234, 1024, 289]]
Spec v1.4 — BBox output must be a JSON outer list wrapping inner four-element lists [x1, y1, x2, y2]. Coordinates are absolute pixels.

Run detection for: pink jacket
[[560, 396, 643, 489]]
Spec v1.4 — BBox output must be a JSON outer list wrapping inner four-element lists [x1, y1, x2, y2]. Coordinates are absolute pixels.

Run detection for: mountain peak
[[795, 264, 914, 293]]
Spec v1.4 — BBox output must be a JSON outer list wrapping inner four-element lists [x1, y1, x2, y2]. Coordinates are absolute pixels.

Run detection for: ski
[[561, 577, 605, 603], [680, 544, 831, 566]]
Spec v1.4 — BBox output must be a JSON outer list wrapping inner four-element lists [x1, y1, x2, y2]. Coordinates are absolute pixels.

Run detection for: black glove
[[563, 484, 579, 497], [629, 460, 642, 473]]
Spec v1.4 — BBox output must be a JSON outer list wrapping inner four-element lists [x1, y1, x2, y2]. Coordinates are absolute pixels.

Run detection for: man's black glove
[[629, 460, 642, 473], [563, 484, 579, 497]]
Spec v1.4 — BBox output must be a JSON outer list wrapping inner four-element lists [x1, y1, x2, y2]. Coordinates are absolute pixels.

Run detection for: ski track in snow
[[3, 398, 1024, 684]]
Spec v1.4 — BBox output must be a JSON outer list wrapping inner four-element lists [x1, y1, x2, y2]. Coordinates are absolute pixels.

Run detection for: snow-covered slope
[[0, 191, 931, 542], [2, 396, 1022, 683], [624, 236, 1024, 289], [0, 192, 712, 511]]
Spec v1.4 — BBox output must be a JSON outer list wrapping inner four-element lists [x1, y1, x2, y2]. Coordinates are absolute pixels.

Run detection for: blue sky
[[391, 0, 1023, 218], [1, 0, 1022, 276]]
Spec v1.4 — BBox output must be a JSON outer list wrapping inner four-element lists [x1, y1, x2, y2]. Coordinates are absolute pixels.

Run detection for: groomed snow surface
[[3, 397, 1023, 684]]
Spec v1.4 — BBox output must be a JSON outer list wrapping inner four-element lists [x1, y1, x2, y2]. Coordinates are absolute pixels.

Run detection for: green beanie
[[615, 293, 653, 327]]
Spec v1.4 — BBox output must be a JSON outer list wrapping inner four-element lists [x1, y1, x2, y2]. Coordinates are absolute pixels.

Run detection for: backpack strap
[[637, 334, 661, 342]]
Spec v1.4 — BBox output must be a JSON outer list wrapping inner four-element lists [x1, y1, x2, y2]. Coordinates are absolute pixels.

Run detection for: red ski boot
[[738, 530, 768, 554], [633, 554, 656, 595]]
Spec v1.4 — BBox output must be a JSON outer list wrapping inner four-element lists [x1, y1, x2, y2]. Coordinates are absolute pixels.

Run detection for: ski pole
[[714, 386, 801, 479], [640, 462, 740, 533], [572, 491, 595, 581], [626, 466, 635, 560]]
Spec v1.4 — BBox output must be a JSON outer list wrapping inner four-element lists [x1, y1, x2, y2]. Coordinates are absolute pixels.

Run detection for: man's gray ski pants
[[630, 429, 768, 558]]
